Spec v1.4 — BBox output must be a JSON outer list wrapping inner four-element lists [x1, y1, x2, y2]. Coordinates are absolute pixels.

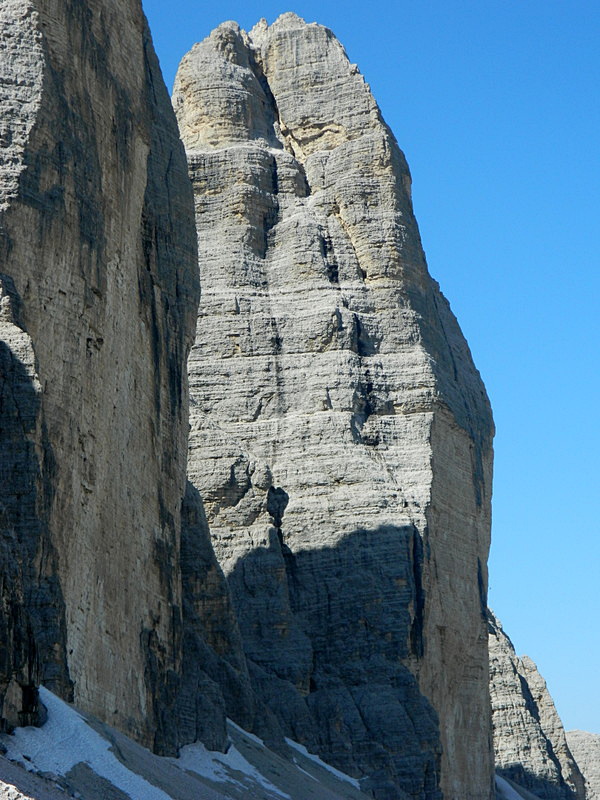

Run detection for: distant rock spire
[[489, 610, 586, 799]]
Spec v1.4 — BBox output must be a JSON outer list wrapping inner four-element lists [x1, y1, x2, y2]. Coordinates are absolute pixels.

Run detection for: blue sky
[[142, 0, 600, 734]]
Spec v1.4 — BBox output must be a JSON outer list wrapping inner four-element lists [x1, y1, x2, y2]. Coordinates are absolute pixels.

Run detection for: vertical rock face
[[566, 731, 600, 800], [488, 612, 585, 799], [175, 14, 495, 799], [0, 0, 201, 750]]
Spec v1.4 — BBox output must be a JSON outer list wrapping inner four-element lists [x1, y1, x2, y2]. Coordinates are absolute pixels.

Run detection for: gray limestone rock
[[488, 611, 585, 800], [175, 14, 495, 799], [566, 731, 600, 800], [0, 0, 221, 754], [176, 480, 259, 752], [0, 0, 73, 733], [0, 687, 375, 800]]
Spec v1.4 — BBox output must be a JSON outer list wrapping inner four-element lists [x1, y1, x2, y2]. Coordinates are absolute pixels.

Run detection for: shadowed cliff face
[[231, 525, 442, 800], [0, 276, 71, 729], [489, 611, 586, 800], [175, 13, 495, 800], [0, 0, 206, 751]]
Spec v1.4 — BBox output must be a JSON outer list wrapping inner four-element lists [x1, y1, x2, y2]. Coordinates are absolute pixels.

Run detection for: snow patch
[[176, 738, 291, 798], [173, 740, 233, 786], [2, 687, 171, 800], [1, 688, 362, 800], [285, 738, 361, 789]]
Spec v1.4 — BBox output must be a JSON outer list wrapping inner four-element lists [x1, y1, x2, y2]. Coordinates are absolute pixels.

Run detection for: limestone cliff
[[566, 731, 600, 800], [488, 612, 585, 800], [0, 0, 220, 753], [175, 14, 495, 799]]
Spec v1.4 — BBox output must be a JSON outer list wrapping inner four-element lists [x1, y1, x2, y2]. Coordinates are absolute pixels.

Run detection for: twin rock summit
[[0, 4, 596, 800]]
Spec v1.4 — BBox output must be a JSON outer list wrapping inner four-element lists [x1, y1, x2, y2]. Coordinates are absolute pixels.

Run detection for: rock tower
[[175, 14, 495, 799]]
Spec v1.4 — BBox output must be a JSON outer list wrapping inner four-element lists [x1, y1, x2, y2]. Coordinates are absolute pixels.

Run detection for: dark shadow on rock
[[0, 275, 71, 731], [497, 765, 583, 800], [228, 523, 442, 800], [147, 480, 286, 756]]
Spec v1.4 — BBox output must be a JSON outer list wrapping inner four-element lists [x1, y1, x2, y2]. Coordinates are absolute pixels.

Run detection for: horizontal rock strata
[[488, 611, 585, 800], [566, 730, 600, 800], [0, 0, 235, 754], [175, 14, 495, 799]]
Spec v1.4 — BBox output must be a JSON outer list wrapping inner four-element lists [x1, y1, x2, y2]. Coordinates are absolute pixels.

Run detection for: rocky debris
[[566, 730, 600, 800], [175, 13, 495, 799], [0, 759, 75, 800], [488, 612, 585, 799], [0, 0, 236, 755], [0, 686, 373, 800]]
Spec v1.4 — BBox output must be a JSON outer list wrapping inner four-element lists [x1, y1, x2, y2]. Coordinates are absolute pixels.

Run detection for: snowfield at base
[[1, 687, 369, 800], [3, 687, 172, 800], [285, 737, 361, 789]]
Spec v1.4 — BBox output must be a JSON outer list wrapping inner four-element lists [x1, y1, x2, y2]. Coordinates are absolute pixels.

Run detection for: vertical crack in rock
[[409, 527, 425, 659], [176, 12, 494, 799]]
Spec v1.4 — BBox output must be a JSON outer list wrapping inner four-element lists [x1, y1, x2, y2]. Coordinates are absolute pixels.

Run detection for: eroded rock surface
[[566, 730, 600, 800], [0, 0, 223, 753], [175, 14, 495, 799], [488, 612, 585, 800]]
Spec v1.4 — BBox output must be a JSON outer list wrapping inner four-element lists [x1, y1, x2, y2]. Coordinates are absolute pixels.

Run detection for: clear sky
[[142, 0, 600, 734]]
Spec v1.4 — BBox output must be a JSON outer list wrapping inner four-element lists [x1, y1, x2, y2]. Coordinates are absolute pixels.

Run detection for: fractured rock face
[[175, 14, 495, 799], [488, 612, 585, 800], [566, 730, 600, 800], [0, 0, 203, 751]]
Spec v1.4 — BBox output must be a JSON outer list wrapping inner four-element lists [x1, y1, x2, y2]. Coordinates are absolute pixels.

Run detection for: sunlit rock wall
[[489, 612, 585, 800], [0, 0, 200, 750], [175, 14, 495, 799]]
